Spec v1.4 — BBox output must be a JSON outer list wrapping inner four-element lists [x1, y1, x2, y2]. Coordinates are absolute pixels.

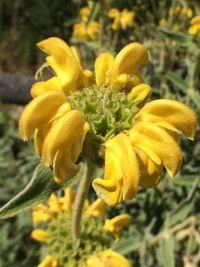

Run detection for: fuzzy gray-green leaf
[[0, 164, 61, 219]]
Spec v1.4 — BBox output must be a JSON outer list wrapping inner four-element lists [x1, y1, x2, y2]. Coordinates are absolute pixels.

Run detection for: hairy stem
[[71, 159, 92, 241]]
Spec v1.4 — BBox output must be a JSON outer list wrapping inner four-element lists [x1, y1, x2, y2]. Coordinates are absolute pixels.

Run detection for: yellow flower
[[80, 7, 90, 22], [31, 229, 50, 242], [159, 18, 167, 26], [95, 42, 149, 91], [188, 15, 200, 35], [38, 255, 57, 267], [73, 5, 99, 41], [32, 190, 130, 266], [20, 37, 196, 205], [169, 6, 181, 16], [84, 249, 132, 267], [93, 99, 196, 205], [73, 21, 100, 41], [103, 214, 131, 242], [108, 8, 135, 30], [181, 7, 193, 18]]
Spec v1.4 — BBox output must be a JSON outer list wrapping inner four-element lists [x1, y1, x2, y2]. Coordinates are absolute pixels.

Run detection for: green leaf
[[114, 236, 142, 255], [157, 237, 175, 267], [165, 71, 188, 93], [0, 164, 61, 219], [173, 175, 199, 186], [188, 90, 200, 109], [159, 27, 193, 46]]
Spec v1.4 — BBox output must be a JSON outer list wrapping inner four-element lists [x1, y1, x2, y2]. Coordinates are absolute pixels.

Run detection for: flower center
[[68, 85, 138, 163], [47, 213, 110, 266]]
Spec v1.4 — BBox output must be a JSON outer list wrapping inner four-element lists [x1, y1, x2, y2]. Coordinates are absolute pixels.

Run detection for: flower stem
[[71, 158, 92, 241], [98, 0, 106, 51]]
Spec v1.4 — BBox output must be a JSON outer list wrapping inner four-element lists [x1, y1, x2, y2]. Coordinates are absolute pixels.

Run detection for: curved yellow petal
[[31, 229, 50, 243], [127, 83, 152, 106], [95, 52, 114, 85], [191, 15, 200, 25], [31, 78, 62, 98], [85, 249, 132, 267], [111, 42, 149, 80], [104, 214, 131, 241], [38, 255, 57, 267], [53, 151, 80, 184], [42, 110, 89, 175], [128, 121, 182, 177], [34, 103, 71, 155], [19, 91, 67, 141], [92, 133, 139, 206], [135, 99, 197, 140], [86, 198, 106, 217], [135, 148, 163, 188], [37, 37, 79, 89], [34, 123, 52, 155]]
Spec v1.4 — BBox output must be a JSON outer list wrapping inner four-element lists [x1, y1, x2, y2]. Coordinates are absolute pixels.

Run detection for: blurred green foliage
[[0, 0, 200, 266], [0, 0, 87, 73], [0, 105, 40, 266]]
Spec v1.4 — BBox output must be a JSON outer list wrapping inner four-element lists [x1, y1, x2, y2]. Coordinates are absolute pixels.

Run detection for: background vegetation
[[0, 0, 199, 266]]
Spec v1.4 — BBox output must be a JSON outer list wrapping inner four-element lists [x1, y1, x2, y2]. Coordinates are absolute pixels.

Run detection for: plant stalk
[[71, 159, 92, 241]]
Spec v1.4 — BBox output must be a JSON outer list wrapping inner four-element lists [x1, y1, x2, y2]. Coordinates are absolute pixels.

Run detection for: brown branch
[[0, 72, 35, 104]]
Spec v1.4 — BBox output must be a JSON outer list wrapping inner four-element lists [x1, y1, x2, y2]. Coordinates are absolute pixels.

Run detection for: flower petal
[[86, 198, 106, 218], [85, 249, 132, 267], [59, 187, 75, 213], [95, 52, 114, 85], [32, 204, 52, 225], [31, 229, 50, 242], [111, 42, 149, 79], [127, 83, 152, 106], [92, 133, 139, 206], [53, 151, 80, 184], [135, 148, 163, 188], [38, 255, 57, 267], [128, 121, 182, 177], [19, 91, 67, 141], [42, 110, 89, 181], [31, 78, 62, 98], [135, 99, 197, 140], [104, 214, 131, 241], [37, 37, 80, 89]]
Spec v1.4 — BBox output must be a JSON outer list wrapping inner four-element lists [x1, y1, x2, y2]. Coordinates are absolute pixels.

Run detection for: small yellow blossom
[[108, 8, 135, 30], [38, 255, 57, 267], [104, 214, 131, 242], [73, 5, 99, 41], [86, 198, 106, 217], [80, 7, 90, 22], [73, 21, 100, 41], [159, 18, 167, 26], [188, 15, 200, 35]]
